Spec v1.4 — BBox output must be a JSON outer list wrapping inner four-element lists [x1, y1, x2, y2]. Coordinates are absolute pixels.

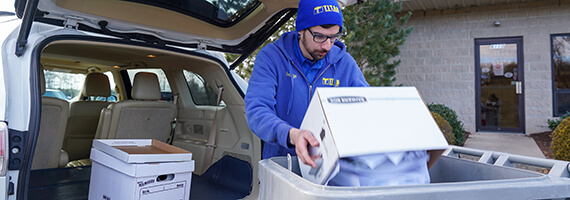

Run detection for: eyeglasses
[[306, 29, 343, 43]]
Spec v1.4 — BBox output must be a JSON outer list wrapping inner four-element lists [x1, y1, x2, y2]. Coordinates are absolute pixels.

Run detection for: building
[[394, 0, 570, 134]]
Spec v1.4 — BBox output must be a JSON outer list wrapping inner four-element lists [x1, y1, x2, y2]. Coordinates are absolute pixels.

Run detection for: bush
[[550, 117, 570, 161], [547, 112, 570, 131], [427, 103, 465, 145], [431, 112, 455, 145]]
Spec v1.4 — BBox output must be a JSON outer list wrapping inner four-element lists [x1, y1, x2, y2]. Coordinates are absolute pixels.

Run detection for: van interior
[[32, 37, 261, 199]]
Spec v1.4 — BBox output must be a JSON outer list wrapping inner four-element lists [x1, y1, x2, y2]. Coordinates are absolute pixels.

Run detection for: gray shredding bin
[[258, 146, 570, 200]]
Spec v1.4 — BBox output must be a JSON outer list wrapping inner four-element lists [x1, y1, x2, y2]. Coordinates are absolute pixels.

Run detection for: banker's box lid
[[311, 86, 448, 158], [92, 139, 192, 163]]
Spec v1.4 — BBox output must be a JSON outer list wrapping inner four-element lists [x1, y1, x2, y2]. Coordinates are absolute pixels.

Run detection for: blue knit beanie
[[295, 0, 343, 31]]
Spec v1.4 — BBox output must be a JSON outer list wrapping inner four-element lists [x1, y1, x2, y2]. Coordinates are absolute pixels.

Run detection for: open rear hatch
[[13, 0, 300, 69]]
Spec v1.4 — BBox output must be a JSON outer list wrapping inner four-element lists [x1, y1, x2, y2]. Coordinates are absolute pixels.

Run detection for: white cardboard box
[[88, 139, 195, 200], [298, 87, 449, 185]]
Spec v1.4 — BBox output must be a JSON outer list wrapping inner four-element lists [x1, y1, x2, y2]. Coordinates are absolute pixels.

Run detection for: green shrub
[[431, 112, 455, 145], [547, 112, 570, 131], [427, 103, 465, 145], [550, 117, 570, 161]]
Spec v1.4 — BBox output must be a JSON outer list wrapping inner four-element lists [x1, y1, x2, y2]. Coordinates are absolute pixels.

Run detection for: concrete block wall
[[394, 0, 570, 134]]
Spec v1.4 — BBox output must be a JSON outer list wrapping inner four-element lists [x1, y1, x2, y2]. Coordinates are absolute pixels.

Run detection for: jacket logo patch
[[286, 71, 298, 79], [314, 5, 340, 15], [322, 78, 340, 86], [327, 96, 367, 104]]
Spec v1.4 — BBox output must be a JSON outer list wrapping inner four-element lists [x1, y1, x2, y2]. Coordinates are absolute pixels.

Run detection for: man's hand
[[289, 128, 320, 168]]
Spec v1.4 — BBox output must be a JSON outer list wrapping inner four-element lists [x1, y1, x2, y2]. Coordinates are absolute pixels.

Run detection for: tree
[[343, 0, 412, 86], [227, 15, 296, 81], [229, 0, 413, 85]]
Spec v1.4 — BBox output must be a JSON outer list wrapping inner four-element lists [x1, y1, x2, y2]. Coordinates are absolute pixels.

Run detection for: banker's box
[[298, 87, 449, 185], [88, 139, 194, 200]]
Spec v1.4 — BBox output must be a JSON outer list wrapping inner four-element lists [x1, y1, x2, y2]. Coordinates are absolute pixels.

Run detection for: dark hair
[[320, 24, 336, 28]]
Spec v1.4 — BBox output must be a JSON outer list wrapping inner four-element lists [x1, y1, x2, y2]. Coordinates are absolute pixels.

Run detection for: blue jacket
[[245, 31, 369, 159]]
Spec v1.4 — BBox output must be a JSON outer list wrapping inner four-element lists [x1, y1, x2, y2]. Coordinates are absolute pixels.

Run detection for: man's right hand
[[289, 128, 320, 168]]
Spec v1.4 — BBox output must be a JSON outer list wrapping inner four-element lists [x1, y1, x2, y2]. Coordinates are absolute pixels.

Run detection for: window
[[126, 69, 173, 102], [42, 70, 84, 101], [123, 0, 261, 26], [552, 34, 570, 116], [42, 69, 117, 101], [42, 70, 117, 101], [183, 70, 219, 106]]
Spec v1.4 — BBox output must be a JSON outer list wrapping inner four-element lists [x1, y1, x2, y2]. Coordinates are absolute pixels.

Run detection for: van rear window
[[123, 0, 261, 26]]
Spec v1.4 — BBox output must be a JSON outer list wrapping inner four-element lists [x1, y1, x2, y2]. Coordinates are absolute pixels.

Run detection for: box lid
[[90, 148, 195, 177], [92, 139, 192, 163], [315, 87, 448, 157]]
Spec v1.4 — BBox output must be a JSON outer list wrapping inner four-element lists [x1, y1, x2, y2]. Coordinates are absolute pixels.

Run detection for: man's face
[[298, 25, 341, 61]]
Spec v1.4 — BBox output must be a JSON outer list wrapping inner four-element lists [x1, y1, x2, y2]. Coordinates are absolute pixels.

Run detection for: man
[[245, 0, 440, 186]]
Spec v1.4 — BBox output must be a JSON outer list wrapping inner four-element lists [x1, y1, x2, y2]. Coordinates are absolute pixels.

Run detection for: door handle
[[515, 81, 522, 94]]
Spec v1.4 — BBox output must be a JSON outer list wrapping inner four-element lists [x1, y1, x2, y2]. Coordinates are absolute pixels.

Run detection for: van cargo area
[[28, 155, 252, 200]]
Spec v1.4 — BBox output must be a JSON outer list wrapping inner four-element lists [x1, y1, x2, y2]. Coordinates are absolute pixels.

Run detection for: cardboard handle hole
[[156, 174, 175, 182]]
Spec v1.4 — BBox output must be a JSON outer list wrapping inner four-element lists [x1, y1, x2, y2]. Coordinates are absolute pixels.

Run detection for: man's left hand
[[289, 128, 320, 168]]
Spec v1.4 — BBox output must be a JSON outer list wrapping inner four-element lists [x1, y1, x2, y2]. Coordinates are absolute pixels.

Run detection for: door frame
[[475, 36, 525, 133]]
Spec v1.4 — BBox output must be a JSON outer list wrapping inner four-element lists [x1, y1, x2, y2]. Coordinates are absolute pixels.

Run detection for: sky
[[0, 0, 15, 13], [0, 0, 19, 36], [0, 0, 19, 56]]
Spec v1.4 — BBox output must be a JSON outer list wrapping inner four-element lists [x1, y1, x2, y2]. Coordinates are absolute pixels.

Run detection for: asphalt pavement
[[463, 132, 545, 158]]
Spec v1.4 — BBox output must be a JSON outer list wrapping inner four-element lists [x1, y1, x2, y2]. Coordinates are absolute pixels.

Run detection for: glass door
[[475, 37, 525, 133]]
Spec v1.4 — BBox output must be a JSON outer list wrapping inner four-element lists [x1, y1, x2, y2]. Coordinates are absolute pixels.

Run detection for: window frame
[[551, 33, 570, 117]]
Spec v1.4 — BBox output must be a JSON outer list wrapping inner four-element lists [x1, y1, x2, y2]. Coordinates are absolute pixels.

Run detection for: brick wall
[[394, 0, 570, 134]]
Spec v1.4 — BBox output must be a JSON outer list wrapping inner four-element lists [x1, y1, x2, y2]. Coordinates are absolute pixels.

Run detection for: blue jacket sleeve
[[244, 48, 293, 149]]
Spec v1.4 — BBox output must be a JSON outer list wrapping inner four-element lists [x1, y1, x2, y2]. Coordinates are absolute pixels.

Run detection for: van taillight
[[0, 122, 8, 175]]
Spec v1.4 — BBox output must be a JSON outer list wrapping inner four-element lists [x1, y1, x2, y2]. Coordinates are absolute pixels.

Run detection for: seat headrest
[[131, 72, 161, 100], [82, 73, 111, 97], [39, 64, 46, 95]]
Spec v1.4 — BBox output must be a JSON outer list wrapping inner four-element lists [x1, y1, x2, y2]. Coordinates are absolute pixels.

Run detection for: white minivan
[[0, 0, 354, 199], [5, 1, 570, 200]]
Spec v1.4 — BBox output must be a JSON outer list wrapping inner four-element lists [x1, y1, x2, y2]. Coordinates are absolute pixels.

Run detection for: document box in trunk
[[88, 139, 194, 200]]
